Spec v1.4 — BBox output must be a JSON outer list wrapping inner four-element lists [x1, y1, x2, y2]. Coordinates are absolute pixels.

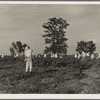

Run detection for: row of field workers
[[75, 51, 100, 59]]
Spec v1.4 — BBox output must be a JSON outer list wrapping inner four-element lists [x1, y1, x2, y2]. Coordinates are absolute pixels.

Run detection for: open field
[[0, 56, 100, 94]]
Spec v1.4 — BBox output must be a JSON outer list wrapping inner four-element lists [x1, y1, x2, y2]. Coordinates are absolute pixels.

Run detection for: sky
[[0, 4, 100, 55]]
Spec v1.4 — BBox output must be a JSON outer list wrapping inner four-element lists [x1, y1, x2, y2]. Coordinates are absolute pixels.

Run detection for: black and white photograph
[[0, 1, 100, 95]]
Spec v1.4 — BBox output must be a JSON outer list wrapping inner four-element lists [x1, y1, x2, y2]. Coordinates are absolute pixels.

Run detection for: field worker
[[74, 53, 78, 58], [78, 53, 81, 59], [44, 54, 46, 58], [38, 54, 40, 58], [82, 51, 86, 57], [98, 53, 100, 59], [86, 52, 90, 57], [81, 51, 86, 58], [1, 54, 4, 58], [95, 53, 99, 59], [91, 54, 94, 59], [24, 46, 33, 73], [55, 53, 58, 58]]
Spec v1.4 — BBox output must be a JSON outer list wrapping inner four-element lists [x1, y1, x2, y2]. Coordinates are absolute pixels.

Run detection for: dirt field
[[0, 56, 100, 94]]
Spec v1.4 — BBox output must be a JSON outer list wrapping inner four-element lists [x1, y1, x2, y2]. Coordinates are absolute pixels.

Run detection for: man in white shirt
[[24, 46, 33, 73]]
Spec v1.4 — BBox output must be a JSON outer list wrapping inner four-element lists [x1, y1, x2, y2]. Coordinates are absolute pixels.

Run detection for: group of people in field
[[24, 46, 63, 74], [24, 46, 65, 74], [23, 46, 100, 74], [2, 45, 100, 74], [0, 46, 64, 74], [74, 51, 100, 60], [1, 45, 100, 74], [38, 53, 62, 58]]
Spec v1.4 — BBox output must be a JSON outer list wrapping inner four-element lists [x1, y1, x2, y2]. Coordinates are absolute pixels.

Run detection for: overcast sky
[[0, 4, 100, 55]]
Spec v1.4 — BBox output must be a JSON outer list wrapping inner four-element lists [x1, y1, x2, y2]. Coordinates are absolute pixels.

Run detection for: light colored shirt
[[25, 49, 33, 58]]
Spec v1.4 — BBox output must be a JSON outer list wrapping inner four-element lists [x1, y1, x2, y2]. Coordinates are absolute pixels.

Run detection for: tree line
[[9, 17, 96, 58]]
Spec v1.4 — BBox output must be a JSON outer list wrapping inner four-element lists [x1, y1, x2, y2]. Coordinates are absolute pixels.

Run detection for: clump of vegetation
[[9, 41, 28, 57], [76, 40, 96, 56]]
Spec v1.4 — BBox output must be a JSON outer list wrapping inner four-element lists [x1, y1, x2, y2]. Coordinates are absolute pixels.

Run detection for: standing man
[[24, 46, 34, 73]]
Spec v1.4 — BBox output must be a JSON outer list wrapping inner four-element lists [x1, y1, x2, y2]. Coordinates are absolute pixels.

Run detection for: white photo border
[[0, 1, 100, 99]]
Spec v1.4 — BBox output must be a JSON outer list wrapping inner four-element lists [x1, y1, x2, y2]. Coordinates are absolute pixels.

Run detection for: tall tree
[[76, 40, 96, 55], [42, 17, 69, 56]]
